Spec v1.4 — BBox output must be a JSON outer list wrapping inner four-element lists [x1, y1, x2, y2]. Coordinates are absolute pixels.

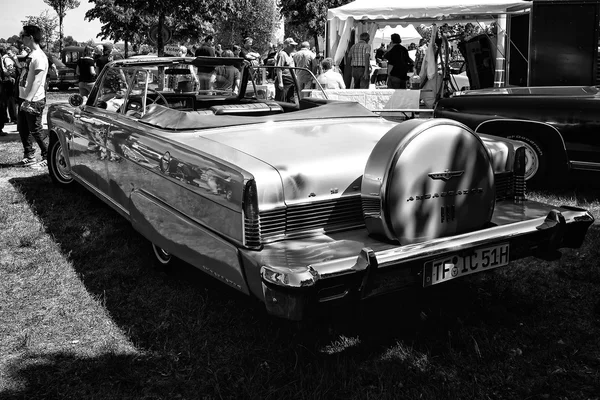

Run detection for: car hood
[[180, 118, 517, 206]]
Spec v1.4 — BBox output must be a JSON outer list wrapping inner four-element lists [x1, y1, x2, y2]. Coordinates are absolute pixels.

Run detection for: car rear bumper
[[48, 77, 78, 87], [240, 200, 594, 320]]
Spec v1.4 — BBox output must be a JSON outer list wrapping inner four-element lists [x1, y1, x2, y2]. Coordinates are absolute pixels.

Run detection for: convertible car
[[46, 57, 594, 321], [434, 86, 600, 186]]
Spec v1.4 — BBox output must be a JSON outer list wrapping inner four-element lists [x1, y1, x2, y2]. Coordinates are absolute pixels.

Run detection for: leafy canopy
[[279, 0, 352, 46], [215, 0, 280, 52], [22, 10, 59, 45]]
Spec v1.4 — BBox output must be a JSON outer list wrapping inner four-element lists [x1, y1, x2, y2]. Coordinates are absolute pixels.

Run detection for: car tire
[[507, 134, 547, 186], [48, 138, 74, 186]]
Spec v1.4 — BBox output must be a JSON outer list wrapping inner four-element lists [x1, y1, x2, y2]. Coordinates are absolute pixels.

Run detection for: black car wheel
[[507, 134, 547, 185], [48, 139, 73, 186]]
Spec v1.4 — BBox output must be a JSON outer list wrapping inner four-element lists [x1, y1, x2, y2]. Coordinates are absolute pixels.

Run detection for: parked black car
[[47, 55, 78, 91], [434, 86, 600, 186]]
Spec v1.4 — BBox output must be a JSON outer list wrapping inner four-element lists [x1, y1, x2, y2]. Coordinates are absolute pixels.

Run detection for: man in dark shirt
[[96, 43, 114, 74], [383, 33, 413, 89], [375, 43, 386, 66], [195, 35, 215, 57]]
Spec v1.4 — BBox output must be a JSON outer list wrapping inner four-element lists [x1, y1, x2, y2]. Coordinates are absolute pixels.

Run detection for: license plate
[[423, 243, 510, 287]]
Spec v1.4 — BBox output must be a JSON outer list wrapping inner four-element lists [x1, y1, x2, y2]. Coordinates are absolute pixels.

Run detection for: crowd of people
[[348, 31, 415, 90], [0, 23, 419, 169]]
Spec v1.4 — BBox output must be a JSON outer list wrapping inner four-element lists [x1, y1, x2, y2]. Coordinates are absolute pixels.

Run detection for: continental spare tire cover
[[362, 119, 495, 244]]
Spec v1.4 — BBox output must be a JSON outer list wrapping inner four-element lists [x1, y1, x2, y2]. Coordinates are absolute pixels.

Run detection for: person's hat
[[102, 42, 113, 52], [243, 37, 253, 44], [284, 38, 298, 46]]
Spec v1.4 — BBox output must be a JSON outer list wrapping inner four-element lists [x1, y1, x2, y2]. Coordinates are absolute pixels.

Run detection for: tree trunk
[[157, 14, 164, 57], [59, 2, 64, 54]]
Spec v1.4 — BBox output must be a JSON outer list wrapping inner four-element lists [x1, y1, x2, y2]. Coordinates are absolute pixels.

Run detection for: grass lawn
[[1, 97, 600, 399]]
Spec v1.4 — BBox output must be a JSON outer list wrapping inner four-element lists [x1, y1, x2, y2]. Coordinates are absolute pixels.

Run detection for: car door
[[104, 67, 169, 212], [69, 66, 133, 197]]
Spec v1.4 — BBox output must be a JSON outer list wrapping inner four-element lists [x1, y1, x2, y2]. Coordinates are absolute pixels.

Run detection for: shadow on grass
[[5, 173, 600, 399]]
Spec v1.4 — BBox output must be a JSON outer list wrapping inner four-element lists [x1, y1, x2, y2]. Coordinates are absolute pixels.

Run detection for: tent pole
[[494, 14, 508, 87]]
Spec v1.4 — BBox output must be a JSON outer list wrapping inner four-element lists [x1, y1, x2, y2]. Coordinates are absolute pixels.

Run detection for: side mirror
[[69, 94, 84, 107]]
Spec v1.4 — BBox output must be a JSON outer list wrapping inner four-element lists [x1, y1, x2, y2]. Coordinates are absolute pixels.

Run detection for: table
[[303, 88, 420, 111]]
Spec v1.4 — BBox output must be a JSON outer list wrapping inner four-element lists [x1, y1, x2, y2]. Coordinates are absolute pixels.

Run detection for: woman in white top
[[316, 58, 346, 90]]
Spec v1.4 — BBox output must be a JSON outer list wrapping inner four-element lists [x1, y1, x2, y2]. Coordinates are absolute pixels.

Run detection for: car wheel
[[507, 135, 547, 185], [48, 139, 73, 186], [152, 243, 174, 266]]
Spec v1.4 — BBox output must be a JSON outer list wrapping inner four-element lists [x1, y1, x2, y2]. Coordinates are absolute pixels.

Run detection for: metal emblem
[[428, 169, 464, 181]]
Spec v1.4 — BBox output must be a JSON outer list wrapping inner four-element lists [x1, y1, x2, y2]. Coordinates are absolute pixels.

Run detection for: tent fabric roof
[[328, 0, 531, 21]]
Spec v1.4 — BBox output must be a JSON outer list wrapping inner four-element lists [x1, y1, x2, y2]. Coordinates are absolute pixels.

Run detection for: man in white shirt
[[316, 58, 346, 89], [16, 25, 49, 168]]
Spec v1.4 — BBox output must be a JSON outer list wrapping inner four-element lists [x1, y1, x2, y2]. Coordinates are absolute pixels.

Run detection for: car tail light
[[243, 179, 261, 248], [513, 146, 526, 204]]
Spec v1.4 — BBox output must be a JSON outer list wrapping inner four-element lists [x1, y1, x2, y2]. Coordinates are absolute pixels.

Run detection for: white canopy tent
[[372, 25, 422, 52], [327, 0, 531, 86]]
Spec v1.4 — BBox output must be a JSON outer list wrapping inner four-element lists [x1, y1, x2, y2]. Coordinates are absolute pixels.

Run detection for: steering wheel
[[146, 88, 169, 107]]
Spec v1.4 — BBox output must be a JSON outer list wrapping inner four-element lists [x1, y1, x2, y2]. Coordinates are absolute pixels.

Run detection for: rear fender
[[475, 119, 569, 175]]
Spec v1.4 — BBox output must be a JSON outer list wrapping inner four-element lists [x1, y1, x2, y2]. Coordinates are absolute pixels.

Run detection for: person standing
[[16, 25, 49, 168], [316, 58, 346, 89], [292, 41, 317, 91], [0, 47, 10, 136], [383, 33, 413, 89], [375, 43, 386, 66], [275, 38, 298, 103], [76, 46, 97, 97], [210, 50, 240, 94], [215, 44, 223, 57], [240, 37, 260, 64], [96, 43, 116, 75], [347, 32, 371, 89], [195, 35, 215, 57], [4, 46, 20, 124]]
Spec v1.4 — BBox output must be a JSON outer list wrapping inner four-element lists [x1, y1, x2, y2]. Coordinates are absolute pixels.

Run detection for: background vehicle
[[434, 85, 600, 186], [46, 55, 78, 91], [45, 57, 594, 321], [62, 45, 85, 70]]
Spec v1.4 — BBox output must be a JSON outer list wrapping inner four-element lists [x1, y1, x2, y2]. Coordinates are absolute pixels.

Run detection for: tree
[[279, 0, 352, 53], [214, 0, 280, 53], [86, 0, 235, 56], [51, 35, 79, 52], [44, 0, 81, 54], [22, 10, 59, 49]]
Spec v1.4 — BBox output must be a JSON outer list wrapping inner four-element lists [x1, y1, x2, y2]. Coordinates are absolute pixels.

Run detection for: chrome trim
[[570, 160, 600, 171], [475, 118, 568, 152], [259, 207, 593, 288], [257, 173, 514, 245]]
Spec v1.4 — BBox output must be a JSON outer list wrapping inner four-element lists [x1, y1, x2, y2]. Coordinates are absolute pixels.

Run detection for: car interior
[[88, 58, 332, 119]]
